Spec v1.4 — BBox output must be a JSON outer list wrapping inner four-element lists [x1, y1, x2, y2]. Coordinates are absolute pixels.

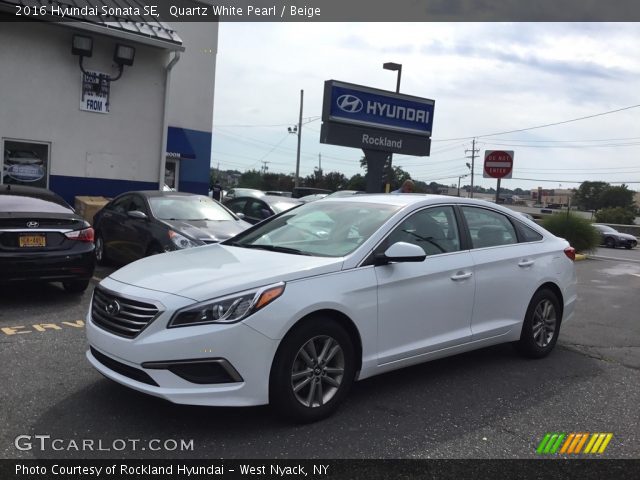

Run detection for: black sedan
[[0, 185, 95, 293], [223, 195, 303, 224], [93, 191, 251, 265], [593, 224, 638, 249]]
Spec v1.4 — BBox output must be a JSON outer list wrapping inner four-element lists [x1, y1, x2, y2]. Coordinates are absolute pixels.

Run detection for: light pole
[[383, 62, 402, 192], [457, 174, 469, 197], [287, 89, 304, 188]]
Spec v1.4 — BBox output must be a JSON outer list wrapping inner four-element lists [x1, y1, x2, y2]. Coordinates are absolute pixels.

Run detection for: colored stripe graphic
[[538, 433, 613, 454]]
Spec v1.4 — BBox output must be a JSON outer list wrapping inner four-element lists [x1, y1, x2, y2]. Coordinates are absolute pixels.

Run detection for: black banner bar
[[1, 0, 640, 22], [3, 459, 640, 480]]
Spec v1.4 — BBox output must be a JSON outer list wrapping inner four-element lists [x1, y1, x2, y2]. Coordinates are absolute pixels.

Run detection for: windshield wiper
[[233, 244, 313, 256]]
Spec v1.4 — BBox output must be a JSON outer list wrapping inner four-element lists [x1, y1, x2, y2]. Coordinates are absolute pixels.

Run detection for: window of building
[[2, 139, 50, 188]]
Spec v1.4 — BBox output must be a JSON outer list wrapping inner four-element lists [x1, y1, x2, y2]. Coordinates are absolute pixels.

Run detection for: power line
[[434, 104, 640, 141]]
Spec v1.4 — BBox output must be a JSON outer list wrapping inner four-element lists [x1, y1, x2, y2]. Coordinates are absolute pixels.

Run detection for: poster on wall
[[80, 69, 110, 114], [2, 139, 49, 188]]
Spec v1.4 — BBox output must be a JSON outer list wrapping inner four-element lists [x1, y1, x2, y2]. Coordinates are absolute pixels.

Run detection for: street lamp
[[383, 62, 402, 93], [382, 62, 402, 193], [457, 174, 469, 197]]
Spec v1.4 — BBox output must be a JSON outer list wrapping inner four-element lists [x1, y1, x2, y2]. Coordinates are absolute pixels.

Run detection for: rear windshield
[[0, 194, 72, 214]]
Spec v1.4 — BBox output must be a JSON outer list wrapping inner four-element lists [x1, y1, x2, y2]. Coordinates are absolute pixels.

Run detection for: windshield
[[149, 195, 237, 221], [226, 200, 400, 257]]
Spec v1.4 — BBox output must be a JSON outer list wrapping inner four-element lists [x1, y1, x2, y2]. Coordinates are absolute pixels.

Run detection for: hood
[[108, 243, 344, 302], [616, 232, 637, 241], [163, 219, 251, 243]]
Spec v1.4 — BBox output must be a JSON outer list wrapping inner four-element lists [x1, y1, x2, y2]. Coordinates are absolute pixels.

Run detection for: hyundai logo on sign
[[336, 95, 364, 113], [323, 80, 435, 136]]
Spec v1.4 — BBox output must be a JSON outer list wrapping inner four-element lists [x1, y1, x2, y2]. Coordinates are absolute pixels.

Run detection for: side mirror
[[127, 210, 148, 220], [235, 212, 245, 219], [374, 241, 426, 266]]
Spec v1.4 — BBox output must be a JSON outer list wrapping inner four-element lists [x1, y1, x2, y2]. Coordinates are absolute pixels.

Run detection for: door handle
[[518, 259, 535, 268], [451, 271, 473, 281]]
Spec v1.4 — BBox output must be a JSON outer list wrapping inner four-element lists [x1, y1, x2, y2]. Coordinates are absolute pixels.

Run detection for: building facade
[[0, 7, 217, 205]]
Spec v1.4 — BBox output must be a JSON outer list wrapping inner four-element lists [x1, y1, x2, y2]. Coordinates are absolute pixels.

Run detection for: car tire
[[270, 318, 356, 423], [62, 279, 90, 294], [605, 237, 616, 248], [515, 288, 561, 359], [95, 233, 108, 265]]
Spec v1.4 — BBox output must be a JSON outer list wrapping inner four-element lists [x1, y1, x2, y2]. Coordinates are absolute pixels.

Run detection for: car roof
[[126, 191, 208, 198], [231, 195, 303, 204], [319, 193, 537, 217]]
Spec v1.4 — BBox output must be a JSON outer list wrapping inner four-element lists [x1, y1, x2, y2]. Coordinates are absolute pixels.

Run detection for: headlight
[[168, 282, 285, 328], [168, 230, 199, 249]]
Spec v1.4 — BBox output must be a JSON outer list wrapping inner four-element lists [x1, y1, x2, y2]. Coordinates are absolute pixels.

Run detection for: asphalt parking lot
[[1, 248, 639, 460]]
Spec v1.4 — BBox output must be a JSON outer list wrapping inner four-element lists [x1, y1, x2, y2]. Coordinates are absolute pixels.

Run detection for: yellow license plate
[[19, 235, 46, 247]]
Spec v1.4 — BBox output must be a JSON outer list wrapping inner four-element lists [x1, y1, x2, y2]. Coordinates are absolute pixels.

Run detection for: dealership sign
[[323, 80, 435, 136], [321, 80, 434, 157], [321, 122, 431, 156]]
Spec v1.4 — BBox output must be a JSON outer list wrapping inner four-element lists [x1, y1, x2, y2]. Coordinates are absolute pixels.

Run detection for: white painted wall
[[167, 22, 218, 133], [0, 21, 167, 182]]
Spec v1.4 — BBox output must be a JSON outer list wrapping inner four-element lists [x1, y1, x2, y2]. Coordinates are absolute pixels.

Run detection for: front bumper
[[86, 278, 279, 407]]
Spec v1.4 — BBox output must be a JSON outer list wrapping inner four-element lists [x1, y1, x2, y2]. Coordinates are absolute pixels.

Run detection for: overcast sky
[[211, 22, 640, 191]]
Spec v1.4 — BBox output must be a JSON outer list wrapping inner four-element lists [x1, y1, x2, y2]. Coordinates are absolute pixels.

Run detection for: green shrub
[[594, 207, 636, 225], [541, 212, 600, 253]]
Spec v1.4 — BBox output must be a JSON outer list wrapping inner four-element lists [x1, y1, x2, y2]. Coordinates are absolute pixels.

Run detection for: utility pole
[[465, 138, 479, 198], [260, 160, 270, 175], [318, 153, 322, 172], [295, 90, 303, 188]]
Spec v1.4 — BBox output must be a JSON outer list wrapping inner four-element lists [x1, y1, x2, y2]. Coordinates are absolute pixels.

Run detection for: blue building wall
[[168, 126, 211, 196]]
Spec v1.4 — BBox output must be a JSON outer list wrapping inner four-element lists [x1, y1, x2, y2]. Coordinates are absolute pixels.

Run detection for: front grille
[[90, 347, 158, 386], [91, 287, 161, 338]]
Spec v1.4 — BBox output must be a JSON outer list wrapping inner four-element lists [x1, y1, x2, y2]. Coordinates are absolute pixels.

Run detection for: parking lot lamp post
[[382, 62, 402, 192]]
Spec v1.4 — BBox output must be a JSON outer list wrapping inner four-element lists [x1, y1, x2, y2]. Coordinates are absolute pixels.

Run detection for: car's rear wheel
[[62, 279, 90, 294], [270, 318, 355, 423], [515, 288, 561, 358], [605, 237, 616, 248], [95, 233, 108, 265]]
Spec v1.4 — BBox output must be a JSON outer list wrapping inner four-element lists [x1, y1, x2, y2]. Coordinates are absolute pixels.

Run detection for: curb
[[575, 254, 587, 261]]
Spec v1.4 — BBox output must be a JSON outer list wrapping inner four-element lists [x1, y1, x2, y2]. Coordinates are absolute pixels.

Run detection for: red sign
[[483, 150, 514, 179]]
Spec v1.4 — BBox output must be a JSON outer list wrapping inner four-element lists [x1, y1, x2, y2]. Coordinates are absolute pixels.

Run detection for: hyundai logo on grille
[[105, 300, 121, 317], [26, 221, 39, 228], [336, 95, 363, 113]]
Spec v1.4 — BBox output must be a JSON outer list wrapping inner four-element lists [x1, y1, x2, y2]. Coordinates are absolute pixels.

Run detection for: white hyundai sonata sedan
[[86, 194, 577, 422]]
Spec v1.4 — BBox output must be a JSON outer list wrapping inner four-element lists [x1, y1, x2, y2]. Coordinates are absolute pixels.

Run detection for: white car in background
[[86, 195, 577, 422]]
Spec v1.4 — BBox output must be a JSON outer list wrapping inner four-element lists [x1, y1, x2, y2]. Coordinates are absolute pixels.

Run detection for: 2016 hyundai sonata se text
[[86, 195, 577, 422]]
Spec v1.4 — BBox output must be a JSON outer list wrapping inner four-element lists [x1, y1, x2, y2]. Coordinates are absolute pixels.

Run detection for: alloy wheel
[[290, 335, 345, 408], [532, 299, 557, 348]]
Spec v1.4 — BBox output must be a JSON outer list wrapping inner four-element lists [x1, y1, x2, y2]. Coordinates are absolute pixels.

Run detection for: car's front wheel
[[515, 288, 561, 358], [270, 318, 355, 423]]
